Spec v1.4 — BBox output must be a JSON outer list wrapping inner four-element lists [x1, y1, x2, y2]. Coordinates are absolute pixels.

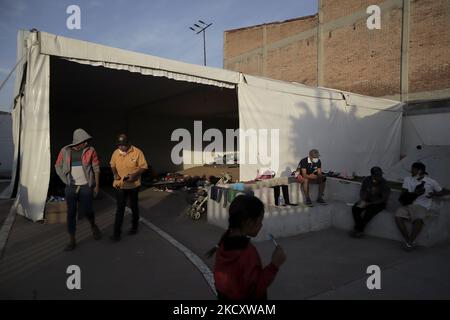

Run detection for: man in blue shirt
[[297, 149, 327, 207]]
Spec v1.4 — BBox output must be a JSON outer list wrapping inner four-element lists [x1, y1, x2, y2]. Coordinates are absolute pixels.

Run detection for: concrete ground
[[0, 188, 449, 299], [0, 181, 12, 226]]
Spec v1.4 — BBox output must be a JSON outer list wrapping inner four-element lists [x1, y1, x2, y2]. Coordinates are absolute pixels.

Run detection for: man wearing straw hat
[[55, 128, 102, 251]]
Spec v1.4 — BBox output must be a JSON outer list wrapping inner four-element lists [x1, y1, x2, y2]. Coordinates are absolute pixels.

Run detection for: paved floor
[[0, 188, 449, 299]]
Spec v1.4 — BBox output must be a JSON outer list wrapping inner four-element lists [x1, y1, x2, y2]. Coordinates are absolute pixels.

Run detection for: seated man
[[297, 149, 326, 206], [350, 167, 390, 238], [395, 162, 447, 251]]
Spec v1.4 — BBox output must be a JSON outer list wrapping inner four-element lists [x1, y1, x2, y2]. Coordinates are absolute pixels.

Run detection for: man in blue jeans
[[55, 128, 102, 251]]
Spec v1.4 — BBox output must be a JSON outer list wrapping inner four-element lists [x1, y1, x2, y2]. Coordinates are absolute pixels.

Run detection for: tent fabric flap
[[13, 32, 51, 222], [237, 82, 403, 182], [39, 31, 239, 89]]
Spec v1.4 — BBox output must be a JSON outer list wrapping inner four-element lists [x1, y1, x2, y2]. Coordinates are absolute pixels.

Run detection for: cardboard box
[[45, 201, 67, 224]]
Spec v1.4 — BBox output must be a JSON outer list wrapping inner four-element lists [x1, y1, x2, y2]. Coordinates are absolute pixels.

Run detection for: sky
[[0, 0, 318, 111]]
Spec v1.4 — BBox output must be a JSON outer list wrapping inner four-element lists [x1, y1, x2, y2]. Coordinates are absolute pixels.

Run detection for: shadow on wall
[[289, 95, 401, 177]]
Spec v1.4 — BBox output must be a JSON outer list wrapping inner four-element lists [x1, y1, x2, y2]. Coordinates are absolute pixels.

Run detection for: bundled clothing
[[214, 235, 278, 300]]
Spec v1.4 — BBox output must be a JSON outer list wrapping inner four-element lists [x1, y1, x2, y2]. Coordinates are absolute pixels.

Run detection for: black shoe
[[305, 198, 313, 207], [128, 228, 138, 235], [317, 198, 328, 205], [92, 225, 102, 240], [286, 203, 298, 206], [110, 234, 121, 242], [64, 235, 76, 251]]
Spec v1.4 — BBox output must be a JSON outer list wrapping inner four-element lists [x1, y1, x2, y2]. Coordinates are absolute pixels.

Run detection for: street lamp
[[189, 20, 213, 66]]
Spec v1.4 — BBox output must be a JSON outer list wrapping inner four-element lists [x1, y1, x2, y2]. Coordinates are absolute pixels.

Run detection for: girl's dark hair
[[205, 194, 264, 258]]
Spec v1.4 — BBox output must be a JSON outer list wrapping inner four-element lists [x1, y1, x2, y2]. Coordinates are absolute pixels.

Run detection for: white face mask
[[312, 158, 319, 164]]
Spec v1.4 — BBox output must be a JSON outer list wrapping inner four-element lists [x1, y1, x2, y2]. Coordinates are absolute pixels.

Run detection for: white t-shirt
[[402, 176, 442, 210]]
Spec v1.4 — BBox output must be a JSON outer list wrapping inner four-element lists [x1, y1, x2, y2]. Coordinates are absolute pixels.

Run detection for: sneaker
[[305, 198, 313, 207], [349, 230, 364, 238], [317, 198, 328, 206], [110, 234, 121, 242]]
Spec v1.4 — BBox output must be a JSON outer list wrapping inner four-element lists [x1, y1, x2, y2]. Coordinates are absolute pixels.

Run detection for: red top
[[214, 239, 278, 300]]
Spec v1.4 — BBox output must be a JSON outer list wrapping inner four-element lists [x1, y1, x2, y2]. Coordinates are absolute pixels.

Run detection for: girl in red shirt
[[207, 194, 287, 300]]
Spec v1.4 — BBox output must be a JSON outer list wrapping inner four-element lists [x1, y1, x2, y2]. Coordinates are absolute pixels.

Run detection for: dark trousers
[[352, 203, 385, 232], [273, 185, 291, 205], [65, 184, 95, 235], [114, 187, 140, 236]]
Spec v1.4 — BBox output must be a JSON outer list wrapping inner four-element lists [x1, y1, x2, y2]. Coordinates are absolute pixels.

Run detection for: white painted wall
[[402, 113, 450, 156]]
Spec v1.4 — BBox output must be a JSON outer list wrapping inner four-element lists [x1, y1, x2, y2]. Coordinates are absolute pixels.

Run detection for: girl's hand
[[271, 245, 287, 268]]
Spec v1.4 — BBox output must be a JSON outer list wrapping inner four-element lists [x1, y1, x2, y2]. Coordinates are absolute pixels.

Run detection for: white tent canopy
[[3, 30, 403, 222]]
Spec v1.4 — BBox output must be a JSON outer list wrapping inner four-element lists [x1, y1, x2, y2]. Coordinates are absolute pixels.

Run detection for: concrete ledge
[[207, 179, 450, 247]]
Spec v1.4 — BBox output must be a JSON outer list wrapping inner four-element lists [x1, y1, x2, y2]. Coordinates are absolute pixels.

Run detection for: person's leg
[[64, 185, 78, 250], [352, 204, 364, 232], [79, 185, 102, 240], [409, 219, 424, 244], [395, 216, 411, 244], [318, 176, 326, 199], [359, 204, 385, 233], [273, 186, 281, 206], [302, 178, 312, 205], [129, 187, 140, 233], [302, 178, 310, 197], [281, 185, 297, 205], [113, 188, 127, 239]]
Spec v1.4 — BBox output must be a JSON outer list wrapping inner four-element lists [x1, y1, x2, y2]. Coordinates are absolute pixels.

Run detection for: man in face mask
[[296, 149, 327, 206], [395, 162, 447, 251]]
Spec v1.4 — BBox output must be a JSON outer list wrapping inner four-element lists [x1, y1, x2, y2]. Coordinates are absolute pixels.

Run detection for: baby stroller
[[188, 187, 208, 220], [187, 172, 233, 220]]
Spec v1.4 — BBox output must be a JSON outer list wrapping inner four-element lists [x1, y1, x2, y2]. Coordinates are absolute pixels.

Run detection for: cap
[[309, 149, 320, 158], [412, 162, 428, 175], [370, 166, 383, 177], [116, 134, 130, 146]]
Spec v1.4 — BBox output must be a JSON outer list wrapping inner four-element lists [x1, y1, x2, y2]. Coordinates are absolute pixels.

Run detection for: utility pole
[[189, 20, 213, 66]]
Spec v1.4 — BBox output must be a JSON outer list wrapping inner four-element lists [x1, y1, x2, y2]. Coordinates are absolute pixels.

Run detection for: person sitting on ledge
[[297, 149, 327, 207], [395, 162, 448, 252], [350, 166, 390, 238]]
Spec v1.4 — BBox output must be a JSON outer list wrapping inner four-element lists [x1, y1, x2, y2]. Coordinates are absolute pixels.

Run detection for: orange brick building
[[224, 0, 450, 104]]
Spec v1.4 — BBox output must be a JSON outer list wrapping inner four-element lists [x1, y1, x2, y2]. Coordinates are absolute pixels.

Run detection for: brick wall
[[223, 0, 450, 101]]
